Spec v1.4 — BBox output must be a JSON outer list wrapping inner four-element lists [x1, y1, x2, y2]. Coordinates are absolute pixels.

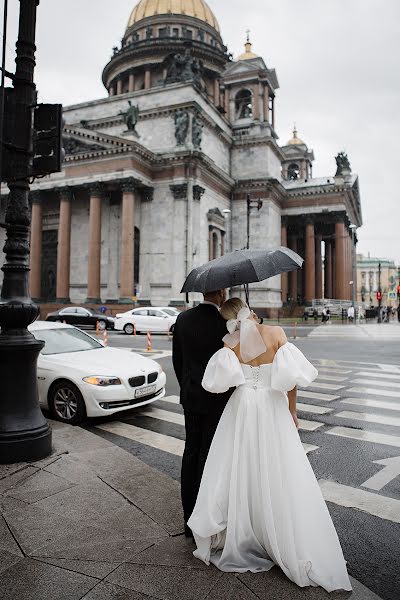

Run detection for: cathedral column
[[109, 85, 115, 97], [325, 240, 333, 299], [144, 69, 151, 89], [289, 236, 298, 302], [271, 96, 275, 129], [315, 232, 323, 299], [87, 184, 103, 303], [253, 84, 260, 120], [264, 86, 270, 122], [281, 218, 288, 304], [305, 218, 316, 301], [221, 231, 225, 256], [128, 73, 135, 93], [224, 88, 230, 117], [56, 187, 72, 303], [213, 79, 220, 106], [29, 191, 42, 301], [116, 79, 123, 95], [335, 219, 346, 299], [119, 180, 136, 302]]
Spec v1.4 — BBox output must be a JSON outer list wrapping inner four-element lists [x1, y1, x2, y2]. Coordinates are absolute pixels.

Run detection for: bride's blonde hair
[[220, 297, 246, 321]]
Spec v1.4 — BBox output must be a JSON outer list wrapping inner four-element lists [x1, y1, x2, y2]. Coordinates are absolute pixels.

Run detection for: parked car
[[29, 321, 166, 424], [46, 307, 115, 330], [114, 307, 178, 335]]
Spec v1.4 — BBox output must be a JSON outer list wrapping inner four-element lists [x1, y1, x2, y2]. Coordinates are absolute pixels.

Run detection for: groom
[[173, 289, 232, 535]]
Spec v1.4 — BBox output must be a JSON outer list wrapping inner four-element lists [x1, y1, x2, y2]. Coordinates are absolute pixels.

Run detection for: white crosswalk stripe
[[340, 398, 400, 412], [336, 411, 400, 427], [326, 426, 400, 448], [309, 324, 400, 339], [298, 390, 339, 402], [297, 403, 333, 415], [316, 374, 349, 382], [356, 371, 400, 381], [96, 416, 319, 455], [348, 387, 400, 399], [351, 379, 400, 389], [309, 382, 345, 391]]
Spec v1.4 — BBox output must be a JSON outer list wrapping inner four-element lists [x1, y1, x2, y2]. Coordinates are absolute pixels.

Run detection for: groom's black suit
[[173, 303, 232, 524]]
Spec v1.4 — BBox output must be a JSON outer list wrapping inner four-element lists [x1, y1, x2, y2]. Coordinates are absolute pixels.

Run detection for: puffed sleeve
[[271, 342, 318, 392], [202, 348, 246, 393]]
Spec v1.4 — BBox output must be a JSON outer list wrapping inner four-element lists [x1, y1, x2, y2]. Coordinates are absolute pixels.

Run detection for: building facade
[[357, 254, 399, 307], [0, 0, 363, 312]]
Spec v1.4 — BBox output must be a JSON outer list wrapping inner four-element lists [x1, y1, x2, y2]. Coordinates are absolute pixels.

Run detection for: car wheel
[[48, 380, 86, 425], [124, 323, 135, 335], [97, 320, 107, 331], [169, 324, 175, 335]]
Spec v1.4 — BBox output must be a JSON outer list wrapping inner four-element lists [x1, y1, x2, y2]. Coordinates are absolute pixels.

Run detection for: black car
[[45, 307, 115, 330]]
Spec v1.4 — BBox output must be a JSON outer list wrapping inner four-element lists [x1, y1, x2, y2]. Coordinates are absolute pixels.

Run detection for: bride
[[187, 298, 352, 593]]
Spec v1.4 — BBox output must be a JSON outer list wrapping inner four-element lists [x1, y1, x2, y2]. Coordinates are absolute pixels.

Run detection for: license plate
[[135, 385, 156, 399]]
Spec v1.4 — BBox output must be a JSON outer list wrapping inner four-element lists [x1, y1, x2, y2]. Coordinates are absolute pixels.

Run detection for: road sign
[[388, 291, 396, 300]]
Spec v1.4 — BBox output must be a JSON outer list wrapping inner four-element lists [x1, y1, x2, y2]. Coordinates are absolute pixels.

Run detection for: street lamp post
[[245, 194, 263, 304], [350, 224, 357, 312], [0, 0, 52, 463], [377, 262, 382, 324]]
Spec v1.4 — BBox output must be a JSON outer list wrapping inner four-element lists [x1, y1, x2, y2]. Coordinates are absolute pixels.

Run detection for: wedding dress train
[[187, 343, 352, 592]]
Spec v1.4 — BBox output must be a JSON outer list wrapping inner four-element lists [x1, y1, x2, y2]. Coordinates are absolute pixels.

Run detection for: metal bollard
[[103, 329, 108, 346]]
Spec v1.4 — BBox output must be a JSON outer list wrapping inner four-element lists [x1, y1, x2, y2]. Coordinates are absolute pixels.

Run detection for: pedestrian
[[347, 306, 355, 322], [397, 305, 400, 323], [357, 305, 364, 322], [172, 288, 232, 538], [322, 306, 327, 324], [386, 306, 391, 323], [313, 308, 318, 322], [326, 307, 331, 324]]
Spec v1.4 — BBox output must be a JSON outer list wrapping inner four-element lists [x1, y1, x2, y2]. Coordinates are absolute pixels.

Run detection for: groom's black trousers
[[181, 411, 223, 524]]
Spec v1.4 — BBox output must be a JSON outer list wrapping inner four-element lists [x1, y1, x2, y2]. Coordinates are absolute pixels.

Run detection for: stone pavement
[[0, 422, 382, 600]]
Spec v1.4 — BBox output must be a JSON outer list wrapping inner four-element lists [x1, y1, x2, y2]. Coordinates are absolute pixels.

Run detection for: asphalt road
[[85, 325, 400, 600]]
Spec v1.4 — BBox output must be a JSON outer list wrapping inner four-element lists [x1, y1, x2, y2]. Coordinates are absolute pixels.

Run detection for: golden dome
[[127, 0, 220, 32], [287, 125, 305, 145], [236, 31, 259, 61]]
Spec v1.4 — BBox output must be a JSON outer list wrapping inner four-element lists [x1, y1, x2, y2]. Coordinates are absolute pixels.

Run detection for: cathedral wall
[[231, 144, 282, 180], [69, 190, 90, 303], [231, 197, 282, 309]]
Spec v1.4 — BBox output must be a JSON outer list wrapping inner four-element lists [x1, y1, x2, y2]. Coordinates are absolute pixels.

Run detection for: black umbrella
[[181, 247, 303, 294]]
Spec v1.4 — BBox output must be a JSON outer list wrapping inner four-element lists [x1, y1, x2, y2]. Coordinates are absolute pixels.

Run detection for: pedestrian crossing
[[309, 323, 400, 339], [94, 359, 400, 461]]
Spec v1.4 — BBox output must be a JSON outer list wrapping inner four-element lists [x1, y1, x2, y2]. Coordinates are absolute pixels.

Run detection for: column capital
[[331, 211, 347, 224], [29, 190, 42, 204], [142, 187, 154, 202], [304, 214, 315, 226], [121, 178, 137, 194], [281, 216, 289, 228], [86, 182, 105, 197], [170, 184, 188, 200], [193, 185, 205, 202], [56, 187, 73, 201]]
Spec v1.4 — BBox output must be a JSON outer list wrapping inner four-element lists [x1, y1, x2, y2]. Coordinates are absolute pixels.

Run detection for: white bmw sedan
[[114, 307, 178, 335], [29, 321, 166, 424]]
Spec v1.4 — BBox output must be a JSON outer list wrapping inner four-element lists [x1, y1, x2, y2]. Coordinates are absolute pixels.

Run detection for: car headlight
[[83, 376, 121, 386]]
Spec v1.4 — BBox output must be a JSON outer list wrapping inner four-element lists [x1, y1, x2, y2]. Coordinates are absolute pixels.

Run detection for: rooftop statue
[[121, 101, 139, 132], [175, 109, 190, 145], [166, 48, 205, 90], [335, 151, 351, 175]]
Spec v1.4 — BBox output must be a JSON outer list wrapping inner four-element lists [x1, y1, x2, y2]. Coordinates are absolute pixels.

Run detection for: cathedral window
[[288, 163, 300, 181], [212, 232, 219, 260], [235, 89, 253, 119], [159, 27, 168, 38], [172, 28, 180, 38]]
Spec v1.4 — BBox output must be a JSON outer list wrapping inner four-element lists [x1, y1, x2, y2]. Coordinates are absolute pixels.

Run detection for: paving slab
[[74, 445, 184, 535], [0, 548, 23, 575], [0, 494, 28, 516], [106, 562, 222, 600], [0, 465, 38, 494], [36, 529, 160, 563], [33, 556, 121, 579], [94, 503, 169, 539], [5, 468, 75, 503], [33, 479, 130, 528], [238, 567, 377, 600], [81, 581, 159, 600], [4, 502, 104, 556], [44, 454, 99, 484], [0, 462, 28, 479], [49, 420, 113, 455], [0, 514, 23, 556], [0, 557, 98, 600], [132, 535, 208, 569], [206, 573, 259, 599]]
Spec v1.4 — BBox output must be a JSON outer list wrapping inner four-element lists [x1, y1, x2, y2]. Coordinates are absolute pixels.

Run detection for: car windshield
[[162, 309, 178, 316], [32, 328, 103, 355]]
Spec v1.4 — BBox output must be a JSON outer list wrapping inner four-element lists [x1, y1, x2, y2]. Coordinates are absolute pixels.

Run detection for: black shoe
[[184, 524, 194, 538]]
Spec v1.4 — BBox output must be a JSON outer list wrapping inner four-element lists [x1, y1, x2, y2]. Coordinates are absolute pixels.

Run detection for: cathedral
[[0, 0, 362, 314]]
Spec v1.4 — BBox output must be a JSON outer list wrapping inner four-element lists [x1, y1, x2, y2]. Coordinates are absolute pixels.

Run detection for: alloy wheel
[[54, 387, 78, 421]]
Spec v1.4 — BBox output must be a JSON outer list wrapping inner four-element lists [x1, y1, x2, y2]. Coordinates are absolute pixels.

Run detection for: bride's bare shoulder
[[259, 324, 287, 344]]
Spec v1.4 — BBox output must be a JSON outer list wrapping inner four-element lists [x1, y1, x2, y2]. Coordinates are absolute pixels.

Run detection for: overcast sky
[[4, 0, 400, 263]]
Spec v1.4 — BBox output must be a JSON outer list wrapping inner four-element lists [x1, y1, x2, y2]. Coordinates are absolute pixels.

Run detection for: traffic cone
[[133, 323, 136, 336], [96, 321, 99, 337], [103, 328, 108, 346], [147, 331, 152, 352]]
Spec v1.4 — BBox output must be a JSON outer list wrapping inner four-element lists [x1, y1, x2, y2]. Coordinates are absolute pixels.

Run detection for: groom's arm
[[172, 315, 183, 386]]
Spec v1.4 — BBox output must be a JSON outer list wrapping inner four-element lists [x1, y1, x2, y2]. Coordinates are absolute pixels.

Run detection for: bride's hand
[[290, 411, 299, 429]]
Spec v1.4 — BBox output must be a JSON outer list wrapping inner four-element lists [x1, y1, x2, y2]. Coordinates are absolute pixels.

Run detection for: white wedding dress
[[187, 343, 352, 592]]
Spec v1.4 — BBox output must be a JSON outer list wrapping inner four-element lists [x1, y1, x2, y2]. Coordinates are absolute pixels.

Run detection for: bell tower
[[281, 126, 315, 181]]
